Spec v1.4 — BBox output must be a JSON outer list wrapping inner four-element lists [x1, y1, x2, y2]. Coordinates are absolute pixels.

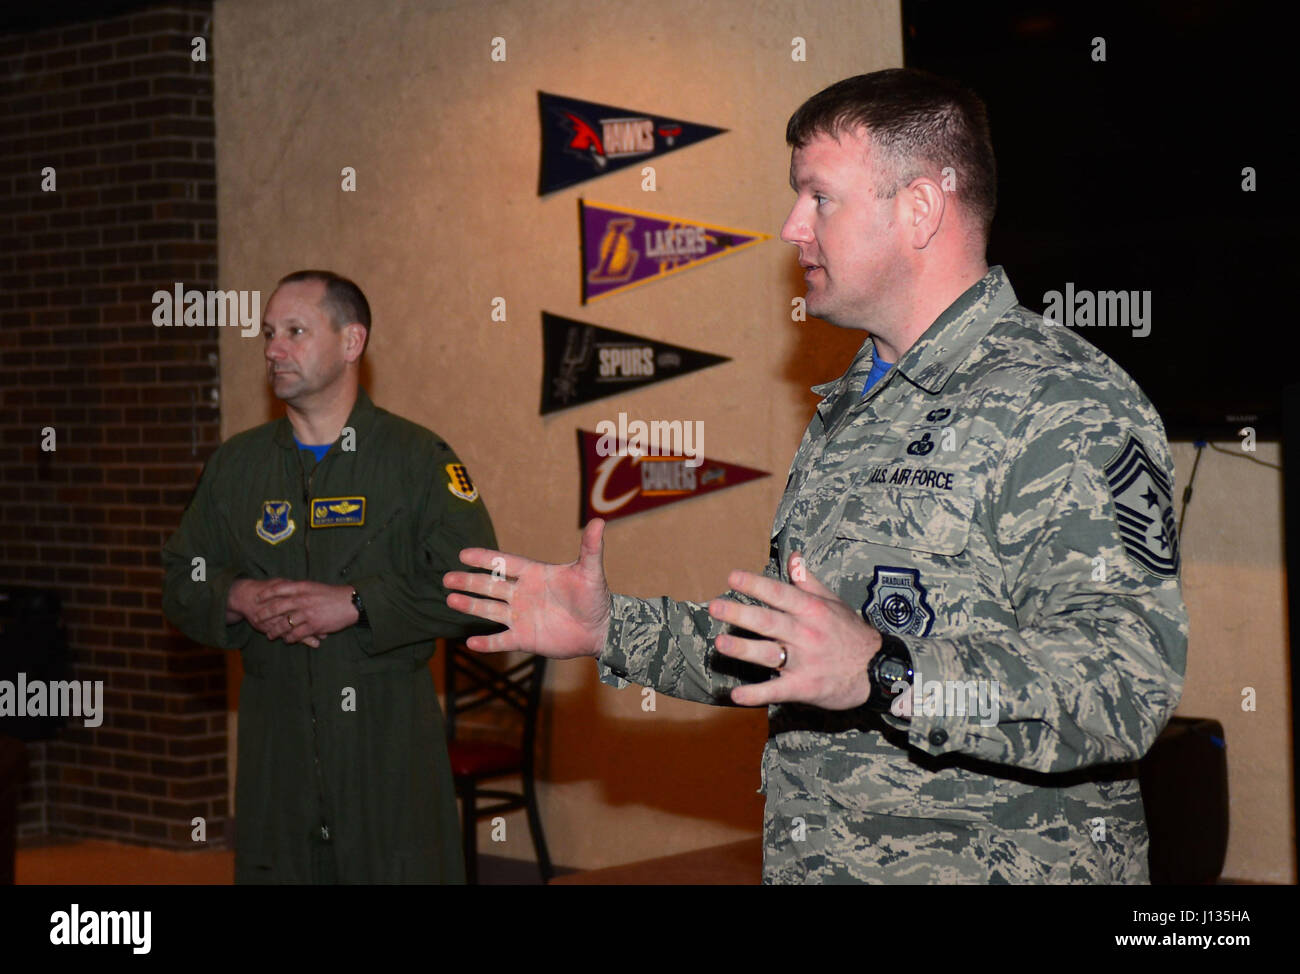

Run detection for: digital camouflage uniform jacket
[[162, 389, 496, 883], [598, 266, 1187, 884]]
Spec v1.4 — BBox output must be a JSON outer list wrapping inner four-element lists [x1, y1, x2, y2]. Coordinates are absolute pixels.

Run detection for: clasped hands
[[227, 579, 360, 649]]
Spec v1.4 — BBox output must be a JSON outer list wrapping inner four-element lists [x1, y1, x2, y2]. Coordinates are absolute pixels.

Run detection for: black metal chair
[[444, 641, 553, 883]]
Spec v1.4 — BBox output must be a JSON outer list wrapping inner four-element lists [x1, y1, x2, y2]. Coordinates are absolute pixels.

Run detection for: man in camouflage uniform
[[445, 69, 1187, 883]]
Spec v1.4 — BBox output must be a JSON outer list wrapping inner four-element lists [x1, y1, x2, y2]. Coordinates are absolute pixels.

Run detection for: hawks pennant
[[539, 92, 726, 195], [576, 429, 768, 525], [580, 200, 769, 303], [541, 312, 730, 415]]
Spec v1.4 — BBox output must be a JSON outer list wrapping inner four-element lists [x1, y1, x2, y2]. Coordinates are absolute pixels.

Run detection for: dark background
[[905, 0, 1286, 439]]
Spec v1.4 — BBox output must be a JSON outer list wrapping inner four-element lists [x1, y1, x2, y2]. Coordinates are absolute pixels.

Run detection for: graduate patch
[[310, 496, 366, 528], [1104, 433, 1179, 578], [445, 463, 479, 502], [862, 566, 934, 637], [256, 500, 295, 545]]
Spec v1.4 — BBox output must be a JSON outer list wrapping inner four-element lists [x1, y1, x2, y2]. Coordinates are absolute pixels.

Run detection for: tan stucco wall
[[1171, 441, 1294, 882], [212, 0, 1292, 880]]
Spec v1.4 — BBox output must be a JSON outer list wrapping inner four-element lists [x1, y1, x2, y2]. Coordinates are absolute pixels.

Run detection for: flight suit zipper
[[297, 448, 334, 854]]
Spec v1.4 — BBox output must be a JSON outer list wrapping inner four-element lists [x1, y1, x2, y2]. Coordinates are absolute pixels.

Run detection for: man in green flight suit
[[162, 269, 496, 883]]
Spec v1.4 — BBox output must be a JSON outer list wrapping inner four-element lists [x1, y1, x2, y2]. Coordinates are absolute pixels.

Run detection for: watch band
[[351, 588, 370, 629]]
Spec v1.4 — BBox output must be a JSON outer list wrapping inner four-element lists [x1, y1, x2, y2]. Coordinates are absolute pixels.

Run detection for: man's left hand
[[252, 581, 360, 645], [709, 553, 883, 709]]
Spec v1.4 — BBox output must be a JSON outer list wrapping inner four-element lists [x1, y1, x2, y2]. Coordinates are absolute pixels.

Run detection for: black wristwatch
[[866, 633, 913, 713], [351, 588, 370, 629]]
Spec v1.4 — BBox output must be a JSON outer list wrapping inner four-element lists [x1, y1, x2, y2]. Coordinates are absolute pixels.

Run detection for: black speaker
[[1139, 716, 1229, 884], [0, 735, 25, 884], [0, 586, 70, 741]]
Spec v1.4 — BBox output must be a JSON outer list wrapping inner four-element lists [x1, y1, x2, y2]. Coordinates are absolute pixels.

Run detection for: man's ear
[[902, 177, 946, 250], [343, 322, 368, 362]]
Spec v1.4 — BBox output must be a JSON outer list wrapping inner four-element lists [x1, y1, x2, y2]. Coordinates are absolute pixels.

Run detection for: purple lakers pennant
[[579, 200, 770, 304]]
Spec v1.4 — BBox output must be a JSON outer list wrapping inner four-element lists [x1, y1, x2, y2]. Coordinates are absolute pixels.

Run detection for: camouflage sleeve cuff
[[890, 633, 988, 758], [593, 592, 729, 704], [595, 593, 640, 689]]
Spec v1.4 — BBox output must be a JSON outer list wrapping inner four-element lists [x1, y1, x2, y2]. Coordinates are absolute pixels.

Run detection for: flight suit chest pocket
[[834, 468, 976, 557], [336, 505, 405, 579]]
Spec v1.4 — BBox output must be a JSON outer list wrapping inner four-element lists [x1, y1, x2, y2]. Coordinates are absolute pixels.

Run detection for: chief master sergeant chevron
[[445, 69, 1187, 883], [162, 269, 497, 883]]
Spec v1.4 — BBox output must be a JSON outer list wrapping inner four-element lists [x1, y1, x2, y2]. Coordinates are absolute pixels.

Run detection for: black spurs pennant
[[541, 311, 729, 415]]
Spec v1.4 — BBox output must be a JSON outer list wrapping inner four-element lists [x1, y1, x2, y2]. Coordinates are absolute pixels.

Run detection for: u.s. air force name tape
[[576, 427, 768, 525], [579, 200, 770, 303], [541, 311, 730, 415], [539, 91, 726, 195]]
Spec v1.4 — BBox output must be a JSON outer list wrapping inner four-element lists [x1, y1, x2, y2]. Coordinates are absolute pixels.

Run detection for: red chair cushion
[[448, 740, 522, 778]]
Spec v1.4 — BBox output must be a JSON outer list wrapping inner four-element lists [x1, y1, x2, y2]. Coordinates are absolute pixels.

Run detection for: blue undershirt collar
[[861, 355, 895, 397], [293, 435, 331, 462]]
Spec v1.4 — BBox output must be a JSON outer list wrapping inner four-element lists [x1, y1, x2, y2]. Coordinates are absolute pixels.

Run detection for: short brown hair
[[786, 68, 997, 238], [276, 270, 371, 347]]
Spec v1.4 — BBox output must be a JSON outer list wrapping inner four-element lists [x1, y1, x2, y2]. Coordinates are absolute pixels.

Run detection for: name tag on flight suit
[[310, 496, 366, 528]]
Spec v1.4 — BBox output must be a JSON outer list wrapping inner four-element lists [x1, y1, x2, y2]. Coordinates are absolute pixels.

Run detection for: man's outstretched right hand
[[443, 518, 612, 658]]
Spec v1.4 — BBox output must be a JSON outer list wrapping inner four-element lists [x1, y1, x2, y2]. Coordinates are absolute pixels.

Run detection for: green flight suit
[[162, 388, 496, 883]]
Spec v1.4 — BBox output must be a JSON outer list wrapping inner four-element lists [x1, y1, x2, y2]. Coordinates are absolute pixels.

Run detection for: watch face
[[877, 657, 910, 691]]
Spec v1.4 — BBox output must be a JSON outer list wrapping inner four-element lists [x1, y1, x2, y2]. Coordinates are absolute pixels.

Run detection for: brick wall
[[0, 2, 227, 849]]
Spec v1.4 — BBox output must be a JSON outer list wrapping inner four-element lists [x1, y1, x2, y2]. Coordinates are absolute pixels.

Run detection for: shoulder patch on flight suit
[[1103, 433, 1179, 578], [445, 463, 479, 502], [861, 566, 935, 636], [256, 500, 296, 544], [310, 496, 366, 528]]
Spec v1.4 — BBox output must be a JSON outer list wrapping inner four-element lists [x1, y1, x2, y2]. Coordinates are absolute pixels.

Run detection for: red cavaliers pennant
[[577, 427, 769, 525], [580, 200, 770, 303]]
